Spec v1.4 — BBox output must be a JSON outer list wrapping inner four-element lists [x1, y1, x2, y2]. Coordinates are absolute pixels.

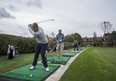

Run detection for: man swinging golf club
[[28, 23, 49, 71]]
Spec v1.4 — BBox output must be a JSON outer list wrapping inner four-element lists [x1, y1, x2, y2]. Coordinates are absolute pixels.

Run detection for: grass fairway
[[0, 53, 34, 74], [59, 47, 116, 81], [0, 52, 57, 74]]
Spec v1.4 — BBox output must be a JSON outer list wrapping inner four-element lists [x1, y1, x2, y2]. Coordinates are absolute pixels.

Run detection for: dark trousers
[[8, 50, 13, 59], [74, 44, 78, 51], [32, 43, 48, 68]]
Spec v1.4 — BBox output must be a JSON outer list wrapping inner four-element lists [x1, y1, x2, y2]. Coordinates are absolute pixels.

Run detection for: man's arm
[[28, 24, 33, 34], [28, 24, 42, 36], [56, 35, 59, 42]]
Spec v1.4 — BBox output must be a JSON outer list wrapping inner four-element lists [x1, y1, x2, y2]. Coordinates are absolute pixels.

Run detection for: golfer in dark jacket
[[73, 38, 78, 51]]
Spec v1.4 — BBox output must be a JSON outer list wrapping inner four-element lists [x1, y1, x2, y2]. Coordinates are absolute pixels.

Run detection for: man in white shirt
[[28, 23, 49, 71]]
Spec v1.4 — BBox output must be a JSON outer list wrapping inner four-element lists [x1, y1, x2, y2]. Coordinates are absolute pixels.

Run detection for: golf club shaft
[[36, 19, 54, 23]]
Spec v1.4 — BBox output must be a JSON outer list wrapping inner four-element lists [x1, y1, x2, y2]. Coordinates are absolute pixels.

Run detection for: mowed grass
[[0, 48, 73, 74], [59, 47, 116, 81], [0, 53, 36, 74], [0, 52, 57, 74]]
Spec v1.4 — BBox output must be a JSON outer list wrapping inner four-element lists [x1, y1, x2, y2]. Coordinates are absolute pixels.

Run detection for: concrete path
[[45, 49, 86, 81]]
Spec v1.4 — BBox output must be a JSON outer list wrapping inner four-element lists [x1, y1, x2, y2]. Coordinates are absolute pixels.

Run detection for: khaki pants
[[57, 43, 64, 52]]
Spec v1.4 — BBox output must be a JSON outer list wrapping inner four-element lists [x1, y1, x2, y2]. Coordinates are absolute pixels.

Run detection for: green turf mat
[[47, 56, 70, 64], [78, 47, 85, 51], [62, 52, 77, 57], [69, 51, 80, 53], [0, 76, 26, 81], [0, 63, 60, 81], [70, 47, 85, 52]]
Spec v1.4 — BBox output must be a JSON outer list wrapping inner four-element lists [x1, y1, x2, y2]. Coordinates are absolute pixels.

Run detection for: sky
[[0, 0, 116, 37]]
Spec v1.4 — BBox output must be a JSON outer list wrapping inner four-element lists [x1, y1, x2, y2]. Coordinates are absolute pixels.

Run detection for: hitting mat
[[47, 56, 70, 65], [62, 52, 77, 57], [0, 63, 60, 81], [69, 51, 80, 53]]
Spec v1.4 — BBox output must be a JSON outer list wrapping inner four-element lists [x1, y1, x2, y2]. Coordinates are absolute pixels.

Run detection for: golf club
[[36, 19, 54, 24]]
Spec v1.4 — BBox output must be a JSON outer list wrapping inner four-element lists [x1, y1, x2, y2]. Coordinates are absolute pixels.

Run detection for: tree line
[[0, 33, 83, 56], [0, 34, 36, 56], [93, 31, 116, 47]]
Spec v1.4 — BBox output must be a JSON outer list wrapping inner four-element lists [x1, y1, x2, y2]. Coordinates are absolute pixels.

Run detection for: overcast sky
[[0, 0, 116, 37]]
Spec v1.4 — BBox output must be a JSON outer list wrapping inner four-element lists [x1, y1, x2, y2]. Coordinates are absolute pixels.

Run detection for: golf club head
[[51, 19, 54, 21]]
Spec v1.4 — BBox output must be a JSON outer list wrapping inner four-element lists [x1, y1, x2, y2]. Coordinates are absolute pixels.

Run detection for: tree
[[65, 34, 73, 43], [65, 33, 83, 44], [48, 32, 56, 49], [101, 21, 112, 42], [93, 32, 97, 46], [0, 34, 36, 56], [101, 21, 112, 46], [101, 21, 112, 34], [50, 32, 55, 38], [111, 31, 116, 46]]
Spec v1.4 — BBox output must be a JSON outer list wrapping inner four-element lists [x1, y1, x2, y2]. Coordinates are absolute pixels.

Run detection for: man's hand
[[59, 39, 62, 43]]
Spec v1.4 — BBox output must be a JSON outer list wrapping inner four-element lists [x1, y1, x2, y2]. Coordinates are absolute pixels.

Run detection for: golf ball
[[30, 74, 32, 77]]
